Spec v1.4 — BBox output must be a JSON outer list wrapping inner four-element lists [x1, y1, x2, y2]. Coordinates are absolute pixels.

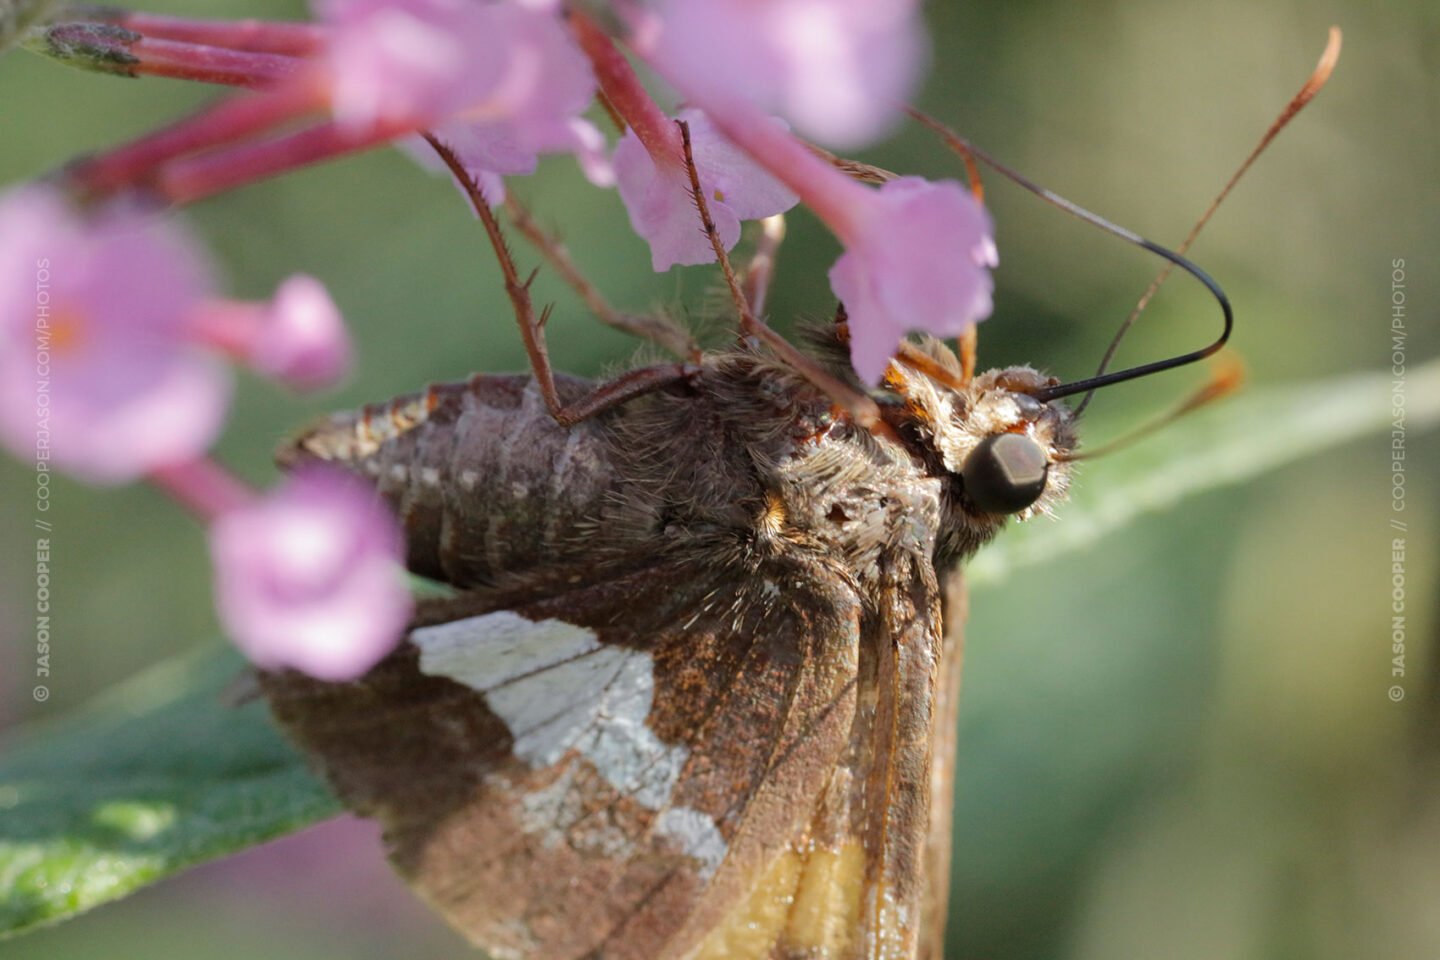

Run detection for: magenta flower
[[401, 133, 509, 206], [0, 186, 231, 485], [317, 0, 510, 131], [418, 3, 609, 187], [323, 0, 604, 183], [623, 93, 997, 384], [830, 177, 997, 384], [427, 112, 613, 188], [649, 0, 927, 148], [209, 465, 412, 682], [251, 275, 351, 389], [614, 108, 797, 271], [194, 275, 352, 391]]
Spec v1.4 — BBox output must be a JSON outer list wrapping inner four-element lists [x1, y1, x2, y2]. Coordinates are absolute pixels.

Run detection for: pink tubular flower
[[426, 112, 613, 188], [209, 465, 412, 682], [830, 177, 997, 384], [614, 109, 798, 271], [648, 0, 927, 149], [321, 0, 605, 182], [317, 0, 509, 131], [193, 275, 352, 391], [0, 186, 231, 485], [618, 84, 996, 384], [430, 3, 609, 181], [250, 275, 351, 389]]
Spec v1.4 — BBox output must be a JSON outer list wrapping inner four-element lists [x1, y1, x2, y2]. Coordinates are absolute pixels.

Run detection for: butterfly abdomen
[[280, 373, 626, 587]]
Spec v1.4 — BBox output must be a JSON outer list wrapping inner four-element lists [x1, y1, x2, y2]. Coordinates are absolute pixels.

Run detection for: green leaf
[[1, 359, 1436, 937], [0, 647, 340, 938]]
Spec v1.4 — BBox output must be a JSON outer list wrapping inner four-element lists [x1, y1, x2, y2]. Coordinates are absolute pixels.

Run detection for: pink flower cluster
[[1, 0, 1001, 681], [0, 186, 410, 680]]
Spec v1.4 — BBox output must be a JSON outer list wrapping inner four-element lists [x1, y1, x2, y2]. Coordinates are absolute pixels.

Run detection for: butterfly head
[[880, 344, 1078, 557]]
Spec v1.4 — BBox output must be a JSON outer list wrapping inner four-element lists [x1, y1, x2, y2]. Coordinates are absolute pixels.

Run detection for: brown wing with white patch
[[262, 552, 864, 960]]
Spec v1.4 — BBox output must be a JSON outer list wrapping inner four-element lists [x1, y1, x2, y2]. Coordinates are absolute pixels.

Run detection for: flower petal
[[614, 108, 795, 271], [210, 466, 412, 682], [653, 0, 927, 148], [829, 177, 996, 384], [0, 186, 231, 484], [252, 275, 352, 391]]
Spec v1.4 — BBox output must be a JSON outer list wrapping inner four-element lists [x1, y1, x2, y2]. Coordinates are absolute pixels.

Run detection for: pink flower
[[193, 275, 352, 391], [323, 0, 604, 182], [613, 108, 797, 271], [426, 113, 613, 187], [418, 3, 610, 187], [649, 0, 927, 148], [830, 177, 996, 384], [317, 0, 510, 131], [0, 186, 231, 485], [252, 275, 351, 389], [210, 466, 412, 682], [628, 92, 997, 384], [401, 133, 509, 206]]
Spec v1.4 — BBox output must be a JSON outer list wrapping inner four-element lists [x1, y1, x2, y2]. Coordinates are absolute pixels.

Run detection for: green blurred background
[[2, 0, 1437, 957]]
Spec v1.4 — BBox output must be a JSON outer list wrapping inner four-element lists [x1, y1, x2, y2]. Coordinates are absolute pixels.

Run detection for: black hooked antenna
[[907, 27, 1340, 409], [906, 110, 1232, 406], [963, 146, 1234, 404]]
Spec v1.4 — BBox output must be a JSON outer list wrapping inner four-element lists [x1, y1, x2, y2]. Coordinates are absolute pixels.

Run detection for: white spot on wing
[[414, 611, 599, 688], [413, 611, 689, 810], [654, 807, 727, 879]]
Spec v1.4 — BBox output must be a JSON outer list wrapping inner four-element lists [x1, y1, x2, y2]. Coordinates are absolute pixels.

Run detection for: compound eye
[[961, 433, 1049, 514]]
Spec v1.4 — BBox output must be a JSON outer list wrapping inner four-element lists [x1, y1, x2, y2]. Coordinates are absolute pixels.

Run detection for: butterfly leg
[[423, 134, 699, 427], [502, 192, 699, 361], [674, 119, 882, 430]]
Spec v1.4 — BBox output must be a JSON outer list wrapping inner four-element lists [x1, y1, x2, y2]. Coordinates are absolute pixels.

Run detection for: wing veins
[[586, 623, 819, 960]]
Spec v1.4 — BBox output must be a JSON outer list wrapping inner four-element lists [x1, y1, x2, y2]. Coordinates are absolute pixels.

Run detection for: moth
[[259, 212, 1173, 960], [258, 37, 1336, 957]]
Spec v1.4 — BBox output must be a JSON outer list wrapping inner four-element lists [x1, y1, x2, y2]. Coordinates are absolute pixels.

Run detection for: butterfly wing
[[265, 552, 954, 960], [681, 554, 947, 960], [262, 551, 868, 960], [919, 566, 968, 960]]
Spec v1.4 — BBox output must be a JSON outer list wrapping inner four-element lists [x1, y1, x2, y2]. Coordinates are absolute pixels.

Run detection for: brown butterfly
[[259, 33, 1337, 959]]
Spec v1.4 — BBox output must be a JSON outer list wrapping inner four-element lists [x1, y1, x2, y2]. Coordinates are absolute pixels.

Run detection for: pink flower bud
[[251, 275, 352, 390], [210, 466, 413, 682]]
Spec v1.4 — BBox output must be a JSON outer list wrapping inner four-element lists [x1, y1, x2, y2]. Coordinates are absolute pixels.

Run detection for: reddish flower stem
[[683, 94, 870, 243], [82, 8, 327, 56], [158, 117, 418, 204], [571, 11, 681, 164], [149, 457, 256, 522], [188, 299, 263, 359], [131, 36, 302, 87], [582, 11, 871, 242], [69, 77, 326, 197]]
